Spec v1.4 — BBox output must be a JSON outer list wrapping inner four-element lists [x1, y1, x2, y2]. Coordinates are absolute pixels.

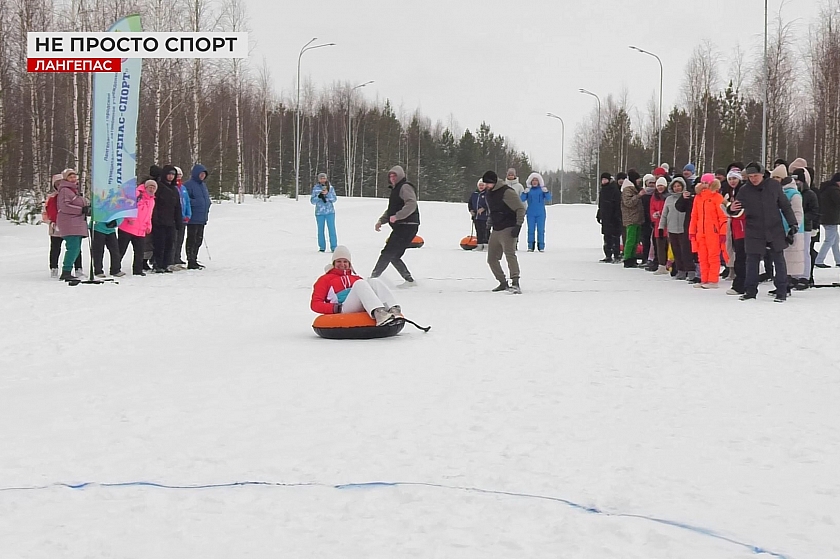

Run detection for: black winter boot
[[492, 281, 509, 292]]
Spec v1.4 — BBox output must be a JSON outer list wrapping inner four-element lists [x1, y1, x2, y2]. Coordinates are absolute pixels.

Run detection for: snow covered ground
[[1, 196, 838, 559]]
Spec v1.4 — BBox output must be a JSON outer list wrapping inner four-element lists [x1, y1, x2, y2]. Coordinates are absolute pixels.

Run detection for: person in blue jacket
[[522, 172, 552, 252], [183, 164, 211, 269], [172, 166, 192, 266], [311, 173, 338, 252]]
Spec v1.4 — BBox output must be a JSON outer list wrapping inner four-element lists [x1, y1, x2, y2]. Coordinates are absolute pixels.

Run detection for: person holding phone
[[311, 173, 338, 253]]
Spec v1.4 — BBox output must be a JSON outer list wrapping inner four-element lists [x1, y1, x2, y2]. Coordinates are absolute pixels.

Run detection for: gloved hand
[[541, 186, 548, 193], [785, 227, 797, 246], [184, 217, 190, 223], [788, 226, 798, 236], [333, 303, 342, 314], [510, 226, 521, 238], [689, 233, 696, 242]]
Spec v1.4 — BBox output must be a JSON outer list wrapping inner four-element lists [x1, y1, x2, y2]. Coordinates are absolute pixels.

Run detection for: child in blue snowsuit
[[522, 172, 552, 251], [311, 173, 338, 252]]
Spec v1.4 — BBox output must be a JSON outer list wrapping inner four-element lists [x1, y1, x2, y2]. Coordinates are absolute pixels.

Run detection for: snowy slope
[[0, 197, 838, 559]]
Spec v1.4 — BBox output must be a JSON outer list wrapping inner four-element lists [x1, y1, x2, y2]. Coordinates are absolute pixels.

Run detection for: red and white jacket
[[310, 268, 361, 314]]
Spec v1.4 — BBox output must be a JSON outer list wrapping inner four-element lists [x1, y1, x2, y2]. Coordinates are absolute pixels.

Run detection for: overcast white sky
[[248, 0, 820, 170]]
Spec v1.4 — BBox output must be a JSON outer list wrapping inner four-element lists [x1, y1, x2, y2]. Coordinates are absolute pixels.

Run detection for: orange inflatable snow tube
[[312, 312, 405, 340], [460, 236, 477, 250]]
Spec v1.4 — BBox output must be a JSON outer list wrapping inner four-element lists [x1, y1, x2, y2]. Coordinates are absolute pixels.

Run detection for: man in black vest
[[483, 170, 526, 293], [371, 165, 420, 286]]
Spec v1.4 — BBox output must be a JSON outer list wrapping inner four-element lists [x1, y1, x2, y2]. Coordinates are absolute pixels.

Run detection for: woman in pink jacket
[[118, 180, 157, 276], [55, 169, 90, 281]]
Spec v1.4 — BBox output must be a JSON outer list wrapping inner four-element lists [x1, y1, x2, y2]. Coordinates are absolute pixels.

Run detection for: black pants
[[475, 219, 489, 244], [49, 236, 82, 270], [746, 247, 787, 298], [91, 231, 121, 275], [153, 225, 176, 270], [173, 223, 186, 264], [732, 238, 747, 293], [669, 233, 692, 272], [186, 224, 205, 265], [654, 236, 669, 266], [763, 247, 774, 279], [641, 223, 653, 263], [603, 233, 621, 260], [370, 224, 418, 280], [118, 230, 146, 274], [810, 235, 818, 282]]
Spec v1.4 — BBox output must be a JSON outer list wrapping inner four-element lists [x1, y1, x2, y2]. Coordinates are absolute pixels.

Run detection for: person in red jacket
[[689, 175, 729, 289], [650, 177, 669, 274], [311, 246, 402, 326]]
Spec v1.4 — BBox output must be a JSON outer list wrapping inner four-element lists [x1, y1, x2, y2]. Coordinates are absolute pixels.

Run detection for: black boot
[[623, 259, 638, 268], [59, 270, 74, 281], [509, 278, 522, 294], [492, 281, 509, 292]]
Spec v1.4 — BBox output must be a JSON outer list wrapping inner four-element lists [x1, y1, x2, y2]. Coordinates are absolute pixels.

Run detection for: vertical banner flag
[[91, 14, 142, 224]]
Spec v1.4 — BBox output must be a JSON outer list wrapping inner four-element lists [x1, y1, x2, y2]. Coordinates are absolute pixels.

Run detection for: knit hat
[[745, 162, 764, 176], [653, 167, 667, 177], [831, 172, 840, 184], [661, 163, 670, 172], [476, 178, 485, 188], [52, 173, 63, 187], [627, 169, 641, 184], [482, 170, 498, 184], [144, 179, 157, 188], [726, 170, 742, 181], [771, 165, 788, 180], [714, 168, 726, 177], [727, 161, 745, 173], [621, 179, 635, 189], [773, 158, 788, 169], [174, 166, 183, 177], [683, 163, 696, 174], [616, 172, 627, 183], [318, 172, 328, 180], [655, 177, 668, 188], [643, 173, 655, 185], [326, 245, 354, 272], [789, 158, 807, 174], [506, 168, 517, 178], [62, 168, 77, 180], [600, 172, 612, 181], [792, 168, 812, 188], [700, 173, 715, 184]]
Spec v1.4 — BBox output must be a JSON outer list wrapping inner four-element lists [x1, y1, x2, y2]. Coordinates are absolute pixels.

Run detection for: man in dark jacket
[[371, 165, 420, 286], [815, 172, 840, 268], [183, 164, 211, 269], [729, 162, 798, 302], [483, 170, 526, 293], [596, 172, 622, 262], [152, 165, 182, 273]]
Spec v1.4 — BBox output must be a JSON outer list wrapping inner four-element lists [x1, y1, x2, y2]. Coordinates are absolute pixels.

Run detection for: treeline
[[0, 0, 538, 222], [573, 1, 840, 202]]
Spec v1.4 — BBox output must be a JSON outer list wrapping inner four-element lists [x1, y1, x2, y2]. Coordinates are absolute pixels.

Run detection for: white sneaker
[[726, 288, 741, 295], [372, 307, 396, 326], [701, 283, 719, 289], [653, 265, 669, 275], [50, 268, 59, 279], [398, 279, 418, 289], [693, 283, 704, 289], [94, 273, 107, 279], [74, 269, 85, 278], [112, 271, 126, 278]]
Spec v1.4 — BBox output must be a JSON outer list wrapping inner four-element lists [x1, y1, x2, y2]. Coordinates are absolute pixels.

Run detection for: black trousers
[[49, 236, 82, 270], [172, 223, 186, 264], [475, 219, 489, 244], [370, 224, 418, 280], [746, 248, 787, 298], [669, 233, 693, 272], [603, 233, 621, 259], [91, 231, 121, 275], [732, 238, 747, 293], [810, 235, 818, 282], [186, 224, 206, 264], [118, 230, 146, 274], [763, 247, 774, 278], [153, 225, 176, 270]]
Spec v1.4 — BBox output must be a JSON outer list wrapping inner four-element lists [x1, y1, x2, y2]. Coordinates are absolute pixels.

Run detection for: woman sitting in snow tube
[[311, 246, 405, 339]]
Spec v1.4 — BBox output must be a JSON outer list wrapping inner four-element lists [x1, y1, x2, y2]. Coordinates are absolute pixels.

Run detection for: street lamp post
[[346, 80, 374, 197], [546, 113, 565, 204], [295, 37, 335, 201], [579, 88, 601, 203], [629, 46, 663, 167], [761, 0, 768, 168]]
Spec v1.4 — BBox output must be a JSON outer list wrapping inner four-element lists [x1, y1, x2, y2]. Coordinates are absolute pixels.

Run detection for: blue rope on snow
[[0, 479, 792, 559]]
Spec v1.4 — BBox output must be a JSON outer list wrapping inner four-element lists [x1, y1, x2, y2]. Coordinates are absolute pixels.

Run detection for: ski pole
[[203, 235, 212, 261]]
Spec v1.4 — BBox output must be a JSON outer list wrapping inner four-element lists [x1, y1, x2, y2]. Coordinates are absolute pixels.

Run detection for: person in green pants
[[620, 178, 645, 268], [54, 169, 90, 281]]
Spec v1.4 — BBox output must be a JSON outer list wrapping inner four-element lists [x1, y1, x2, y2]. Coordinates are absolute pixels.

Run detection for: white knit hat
[[655, 177, 668, 188], [325, 245, 354, 272]]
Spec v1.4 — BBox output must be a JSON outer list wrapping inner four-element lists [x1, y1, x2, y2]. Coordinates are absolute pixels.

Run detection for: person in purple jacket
[[55, 168, 90, 281]]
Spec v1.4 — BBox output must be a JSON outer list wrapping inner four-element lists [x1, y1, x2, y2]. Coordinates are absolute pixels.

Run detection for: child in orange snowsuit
[[689, 175, 729, 288]]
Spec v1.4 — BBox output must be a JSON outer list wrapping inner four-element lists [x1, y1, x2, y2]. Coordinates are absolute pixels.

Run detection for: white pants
[[341, 278, 396, 315]]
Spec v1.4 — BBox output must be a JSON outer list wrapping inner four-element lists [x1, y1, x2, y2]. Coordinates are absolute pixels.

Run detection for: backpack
[[45, 194, 58, 223]]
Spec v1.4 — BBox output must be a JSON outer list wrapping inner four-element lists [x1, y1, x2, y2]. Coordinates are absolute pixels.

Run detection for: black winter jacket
[[597, 182, 623, 235], [732, 178, 797, 254], [818, 181, 840, 225]]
